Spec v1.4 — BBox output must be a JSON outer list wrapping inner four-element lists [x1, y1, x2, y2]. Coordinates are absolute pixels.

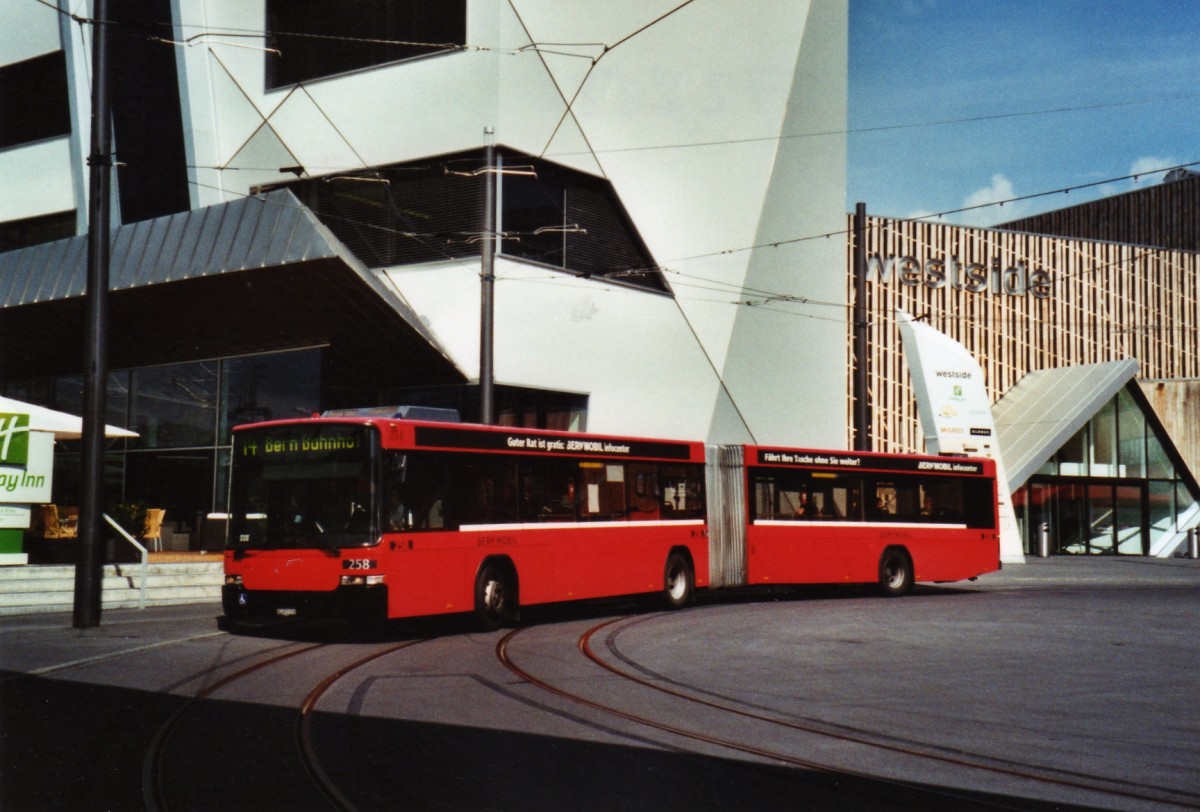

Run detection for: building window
[[0, 211, 75, 252], [130, 362, 219, 449], [0, 51, 70, 149], [498, 155, 661, 285], [265, 0, 466, 88], [4, 348, 322, 553], [219, 352, 323, 443], [1014, 385, 1200, 557], [109, 0, 191, 224], [277, 148, 668, 293]]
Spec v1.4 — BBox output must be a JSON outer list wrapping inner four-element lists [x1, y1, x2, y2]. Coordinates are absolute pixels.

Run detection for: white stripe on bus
[[460, 519, 705, 532], [753, 520, 968, 529]]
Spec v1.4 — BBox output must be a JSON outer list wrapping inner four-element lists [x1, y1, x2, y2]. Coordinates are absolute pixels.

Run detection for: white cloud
[[964, 173, 1014, 208], [1128, 155, 1178, 187], [953, 174, 1027, 227], [1098, 156, 1179, 197]]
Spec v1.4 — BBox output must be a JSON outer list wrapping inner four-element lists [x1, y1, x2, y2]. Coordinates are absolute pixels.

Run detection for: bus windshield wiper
[[308, 519, 343, 556]]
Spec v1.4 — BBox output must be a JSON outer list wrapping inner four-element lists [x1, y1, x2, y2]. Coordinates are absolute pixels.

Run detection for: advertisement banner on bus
[[413, 425, 695, 461]]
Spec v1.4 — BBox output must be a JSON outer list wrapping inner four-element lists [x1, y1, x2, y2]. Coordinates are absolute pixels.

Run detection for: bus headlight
[[340, 574, 385, 586], [225, 574, 243, 586]]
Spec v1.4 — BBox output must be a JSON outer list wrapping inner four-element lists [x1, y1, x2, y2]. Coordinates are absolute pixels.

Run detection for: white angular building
[[0, 2, 849, 535]]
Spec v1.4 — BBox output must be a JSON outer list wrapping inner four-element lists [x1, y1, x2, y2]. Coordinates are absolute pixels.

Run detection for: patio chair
[[40, 504, 77, 539], [143, 508, 166, 552]]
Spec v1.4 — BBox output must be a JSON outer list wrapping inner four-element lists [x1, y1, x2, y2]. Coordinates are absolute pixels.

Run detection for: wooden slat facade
[[846, 215, 1200, 455], [998, 175, 1200, 253]]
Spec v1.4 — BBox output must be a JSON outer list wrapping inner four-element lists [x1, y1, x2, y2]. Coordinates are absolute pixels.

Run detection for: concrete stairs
[[0, 560, 223, 616]]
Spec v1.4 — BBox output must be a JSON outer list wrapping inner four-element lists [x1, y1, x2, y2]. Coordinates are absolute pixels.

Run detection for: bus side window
[[884, 476, 921, 519], [460, 459, 519, 525], [870, 481, 896, 518], [751, 474, 775, 520], [920, 479, 952, 522], [627, 464, 661, 519], [578, 462, 627, 520], [660, 464, 705, 519], [822, 478, 861, 520], [384, 452, 450, 531], [518, 458, 579, 521], [418, 455, 450, 530]]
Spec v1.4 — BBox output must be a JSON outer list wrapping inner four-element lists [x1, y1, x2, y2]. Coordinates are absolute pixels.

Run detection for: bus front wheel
[[475, 562, 516, 630], [878, 548, 913, 598], [663, 551, 695, 610]]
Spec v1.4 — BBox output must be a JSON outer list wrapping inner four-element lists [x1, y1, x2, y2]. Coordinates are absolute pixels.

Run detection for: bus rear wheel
[[475, 563, 516, 630], [663, 552, 694, 610], [878, 548, 913, 597]]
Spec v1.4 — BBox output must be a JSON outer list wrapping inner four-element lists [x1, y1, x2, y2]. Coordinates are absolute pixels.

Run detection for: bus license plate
[[276, 607, 297, 617]]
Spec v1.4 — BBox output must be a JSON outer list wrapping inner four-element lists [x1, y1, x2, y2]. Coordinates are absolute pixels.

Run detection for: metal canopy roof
[[993, 359, 1139, 492], [0, 190, 464, 390]]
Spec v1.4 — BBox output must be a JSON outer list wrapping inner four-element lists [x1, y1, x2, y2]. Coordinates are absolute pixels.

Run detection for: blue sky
[[848, 0, 1200, 226]]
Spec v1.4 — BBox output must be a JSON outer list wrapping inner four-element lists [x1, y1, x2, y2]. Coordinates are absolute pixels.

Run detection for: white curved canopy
[[0, 396, 138, 440]]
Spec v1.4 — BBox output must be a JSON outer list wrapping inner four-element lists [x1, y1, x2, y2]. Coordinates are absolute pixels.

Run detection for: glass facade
[[4, 349, 323, 550], [1014, 386, 1200, 556], [277, 147, 668, 293]]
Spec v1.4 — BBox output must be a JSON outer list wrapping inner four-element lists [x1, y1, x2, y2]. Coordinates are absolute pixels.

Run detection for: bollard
[[1189, 527, 1198, 560], [1039, 522, 1050, 558]]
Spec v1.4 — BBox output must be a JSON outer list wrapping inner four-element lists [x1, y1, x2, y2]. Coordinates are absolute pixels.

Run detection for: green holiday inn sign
[[0, 412, 31, 466], [0, 413, 54, 505]]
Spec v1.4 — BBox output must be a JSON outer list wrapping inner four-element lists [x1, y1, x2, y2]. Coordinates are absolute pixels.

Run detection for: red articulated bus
[[221, 415, 999, 630]]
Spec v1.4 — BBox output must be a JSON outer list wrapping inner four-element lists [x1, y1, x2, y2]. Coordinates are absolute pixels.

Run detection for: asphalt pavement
[[1, 556, 1197, 811]]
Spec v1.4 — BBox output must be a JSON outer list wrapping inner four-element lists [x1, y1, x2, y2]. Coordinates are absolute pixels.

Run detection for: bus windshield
[[228, 423, 380, 550]]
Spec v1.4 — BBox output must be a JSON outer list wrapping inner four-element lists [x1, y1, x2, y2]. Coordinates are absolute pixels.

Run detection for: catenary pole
[[852, 202, 872, 452], [479, 133, 496, 425], [74, 0, 113, 628]]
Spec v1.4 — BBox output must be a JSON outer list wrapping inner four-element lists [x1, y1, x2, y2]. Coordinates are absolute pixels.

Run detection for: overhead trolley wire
[[36, 0, 1198, 337], [660, 159, 1200, 266]]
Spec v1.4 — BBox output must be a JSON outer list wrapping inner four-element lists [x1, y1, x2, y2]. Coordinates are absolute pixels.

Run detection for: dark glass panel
[[266, 0, 466, 88], [273, 148, 666, 292], [108, 0, 190, 223], [1091, 398, 1117, 476], [1116, 388, 1146, 478], [0, 51, 70, 148], [0, 210, 75, 252], [220, 350, 322, 443], [1086, 483, 1114, 554], [1057, 426, 1087, 476], [123, 450, 215, 547], [1114, 484, 1144, 555], [130, 362, 218, 449]]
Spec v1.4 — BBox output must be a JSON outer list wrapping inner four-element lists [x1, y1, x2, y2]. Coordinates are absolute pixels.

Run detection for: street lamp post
[[479, 134, 497, 425], [74, 0, 113, 628]]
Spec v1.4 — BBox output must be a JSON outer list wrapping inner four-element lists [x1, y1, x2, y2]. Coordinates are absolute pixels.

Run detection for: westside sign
[[867, 254, 1053, 299]]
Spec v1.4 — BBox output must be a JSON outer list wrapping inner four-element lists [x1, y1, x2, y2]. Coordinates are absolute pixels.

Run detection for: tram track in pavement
[[497, 615, 1200, 811], [585, 615, 1200, 810], [143, 634, 429, 812]]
